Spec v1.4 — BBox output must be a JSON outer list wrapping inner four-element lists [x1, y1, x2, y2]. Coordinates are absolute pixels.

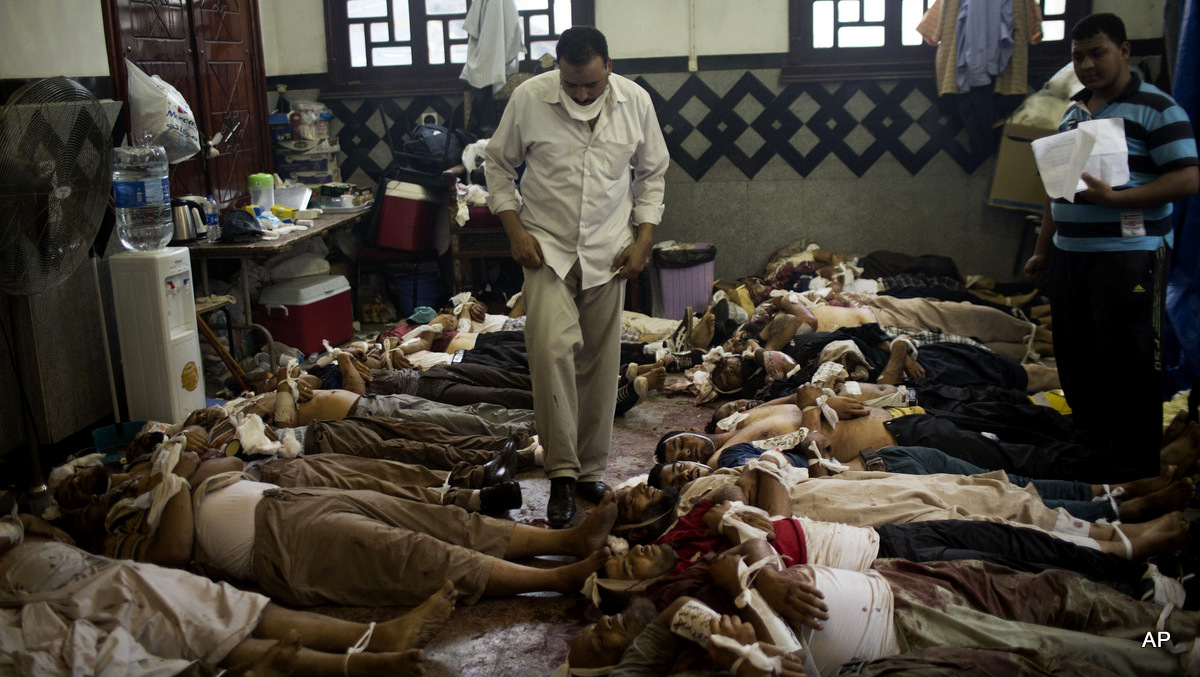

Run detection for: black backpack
[[397, 124, 465, 173]]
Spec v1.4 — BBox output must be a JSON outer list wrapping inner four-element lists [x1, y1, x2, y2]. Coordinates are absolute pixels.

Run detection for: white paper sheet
[[1030, 118, 1129, 202]]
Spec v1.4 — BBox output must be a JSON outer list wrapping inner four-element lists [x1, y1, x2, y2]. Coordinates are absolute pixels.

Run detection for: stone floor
[[314, 378, 711, 676]]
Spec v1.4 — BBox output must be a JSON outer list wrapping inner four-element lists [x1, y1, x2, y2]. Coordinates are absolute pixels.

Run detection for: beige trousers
[[522, 261, 624, 481]]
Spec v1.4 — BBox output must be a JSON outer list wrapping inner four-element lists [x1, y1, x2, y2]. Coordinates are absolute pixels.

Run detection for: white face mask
[[560, 82, 609, 121]]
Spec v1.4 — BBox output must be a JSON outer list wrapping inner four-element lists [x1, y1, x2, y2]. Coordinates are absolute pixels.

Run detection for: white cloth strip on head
[[708, 635, 784, 675], [47, 452, 104, 492]]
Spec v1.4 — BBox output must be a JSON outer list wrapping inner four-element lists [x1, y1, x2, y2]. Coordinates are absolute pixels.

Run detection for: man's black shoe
[[479, 481, 523, 514], [576, 481, 611, 504], [481, 438, 519, 486], [547, 476, 577, 528]]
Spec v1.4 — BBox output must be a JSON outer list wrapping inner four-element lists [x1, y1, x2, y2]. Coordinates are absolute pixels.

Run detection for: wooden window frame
[[323, 0, 594, 97], [781, 0, 1091, 83]]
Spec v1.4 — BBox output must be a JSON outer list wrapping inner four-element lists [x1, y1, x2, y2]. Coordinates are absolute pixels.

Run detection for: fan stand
[[2, 295, 52, 515]]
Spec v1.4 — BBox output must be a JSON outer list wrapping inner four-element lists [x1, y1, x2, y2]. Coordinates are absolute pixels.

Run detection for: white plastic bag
[[125, 59, 201, 163]]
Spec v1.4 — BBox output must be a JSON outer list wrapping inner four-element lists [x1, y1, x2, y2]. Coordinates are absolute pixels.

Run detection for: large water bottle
[[112, 145, 172, 251]]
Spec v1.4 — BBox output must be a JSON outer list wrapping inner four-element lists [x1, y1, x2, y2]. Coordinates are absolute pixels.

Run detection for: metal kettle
[[170, 197, 205, 243]]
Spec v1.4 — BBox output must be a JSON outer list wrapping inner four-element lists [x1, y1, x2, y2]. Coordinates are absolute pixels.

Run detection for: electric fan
[[0, 77, 114, 509]]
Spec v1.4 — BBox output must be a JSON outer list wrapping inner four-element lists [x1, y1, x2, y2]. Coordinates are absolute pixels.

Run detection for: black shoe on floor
[[576, 481, 612, 504], [615, 376, 648, 416], [481, 438, 520, 486], [547, 476, 577, 528], [479, 481, 523, 514]]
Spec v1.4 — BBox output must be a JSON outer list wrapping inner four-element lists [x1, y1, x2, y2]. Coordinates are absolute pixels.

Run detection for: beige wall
[[1, 1, 1162, 80], [0, 0, 109, 79]]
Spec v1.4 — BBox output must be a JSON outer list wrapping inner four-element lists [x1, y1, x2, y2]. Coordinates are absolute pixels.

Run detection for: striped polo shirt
[[1051, 73, 1198, 252]]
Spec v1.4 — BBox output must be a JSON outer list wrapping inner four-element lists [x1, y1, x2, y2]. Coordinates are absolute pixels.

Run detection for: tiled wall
[[301, 68, 1030, 282]]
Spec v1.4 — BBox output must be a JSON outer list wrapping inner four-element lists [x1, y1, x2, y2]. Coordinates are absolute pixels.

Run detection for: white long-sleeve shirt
[[484, 70, 669, 289]]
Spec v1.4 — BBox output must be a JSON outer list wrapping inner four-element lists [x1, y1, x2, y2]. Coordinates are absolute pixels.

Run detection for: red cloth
[[655, 499, 807, 577]]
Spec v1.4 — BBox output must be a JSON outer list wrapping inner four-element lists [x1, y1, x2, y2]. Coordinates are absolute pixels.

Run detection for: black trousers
[[875, 520, 1146, 599], [1048, 246, 1167, 480]]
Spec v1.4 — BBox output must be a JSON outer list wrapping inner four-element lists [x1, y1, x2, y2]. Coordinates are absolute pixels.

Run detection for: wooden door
[[189, 0, 271, 210], [102, 0, 270, 210]]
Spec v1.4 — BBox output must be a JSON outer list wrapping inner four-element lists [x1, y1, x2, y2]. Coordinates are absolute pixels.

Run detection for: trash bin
[[653, 242, 716, 321]]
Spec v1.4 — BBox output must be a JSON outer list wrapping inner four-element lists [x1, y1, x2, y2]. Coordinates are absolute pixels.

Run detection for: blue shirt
[[1051, 74, 1199, 252]]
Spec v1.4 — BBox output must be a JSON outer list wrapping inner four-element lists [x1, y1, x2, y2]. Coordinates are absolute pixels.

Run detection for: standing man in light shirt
[[484, 26, 670, 528]]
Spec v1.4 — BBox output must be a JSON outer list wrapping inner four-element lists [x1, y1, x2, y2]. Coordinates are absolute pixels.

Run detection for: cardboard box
[[257, 275, 353, 354], [988, 122, 1056, 212], [274, 141, 342, 183]]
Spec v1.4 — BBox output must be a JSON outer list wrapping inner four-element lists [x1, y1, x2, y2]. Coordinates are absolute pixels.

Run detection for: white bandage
[[344, 622, 375, 677], [751, 429, 807, 453], [716, 410, 751, 432], [812, 361, 848, 387], [807, 440, 849, 473], [1092, 484, 1126, 521], [47, 453, 104, 493], [0, 510, 23, 546], [669, 599, 720, 645], [843, 380, 862, 396], [720, 501, 773, 543], [708, 635, 784, 675], [732, 557, 802, 653], [812, 393, 839, 429]]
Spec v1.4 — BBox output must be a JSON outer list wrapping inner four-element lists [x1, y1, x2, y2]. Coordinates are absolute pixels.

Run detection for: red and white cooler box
[[377, 181, 440, 250], [257, 274, 353, 354]]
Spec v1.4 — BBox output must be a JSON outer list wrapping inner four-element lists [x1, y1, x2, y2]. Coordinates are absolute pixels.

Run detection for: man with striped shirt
[[1025, 13, 1199, 480]]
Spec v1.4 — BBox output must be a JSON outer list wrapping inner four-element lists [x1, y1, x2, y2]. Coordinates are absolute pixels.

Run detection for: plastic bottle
[[112, 145, 172, 251], [205, 194, 221, 242]]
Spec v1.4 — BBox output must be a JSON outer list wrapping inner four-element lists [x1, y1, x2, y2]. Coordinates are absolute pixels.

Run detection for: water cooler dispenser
[[109, 247, 206, 423]]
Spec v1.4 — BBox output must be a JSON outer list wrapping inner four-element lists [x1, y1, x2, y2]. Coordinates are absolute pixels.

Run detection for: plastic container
[[204, 195, 221, 242], [257, 274, 353, 354], [655, 243, 716, 321], [377, 181, 439, 250], [273, 186, 312, 209], [112, 145, 172, 251], [248, 173, 275, 208]]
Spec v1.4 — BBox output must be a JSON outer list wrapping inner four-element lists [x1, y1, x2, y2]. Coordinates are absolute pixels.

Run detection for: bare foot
[[690, 308, 716, 350], [564, 493, 618, 557], [1164, 411, 1191, 447], [1119, 479, 1196, 522], [1121, 512, 1191, 559], [374, 581, 458, 651], [642, 366, 667, 391], [1106, 467, 1175, 500], [1161, 424, 1200, 478], [548, 546, 612, 593]]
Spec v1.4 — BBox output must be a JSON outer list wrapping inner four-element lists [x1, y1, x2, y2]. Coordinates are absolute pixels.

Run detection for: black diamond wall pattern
[[326, 72, 991, 184]]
